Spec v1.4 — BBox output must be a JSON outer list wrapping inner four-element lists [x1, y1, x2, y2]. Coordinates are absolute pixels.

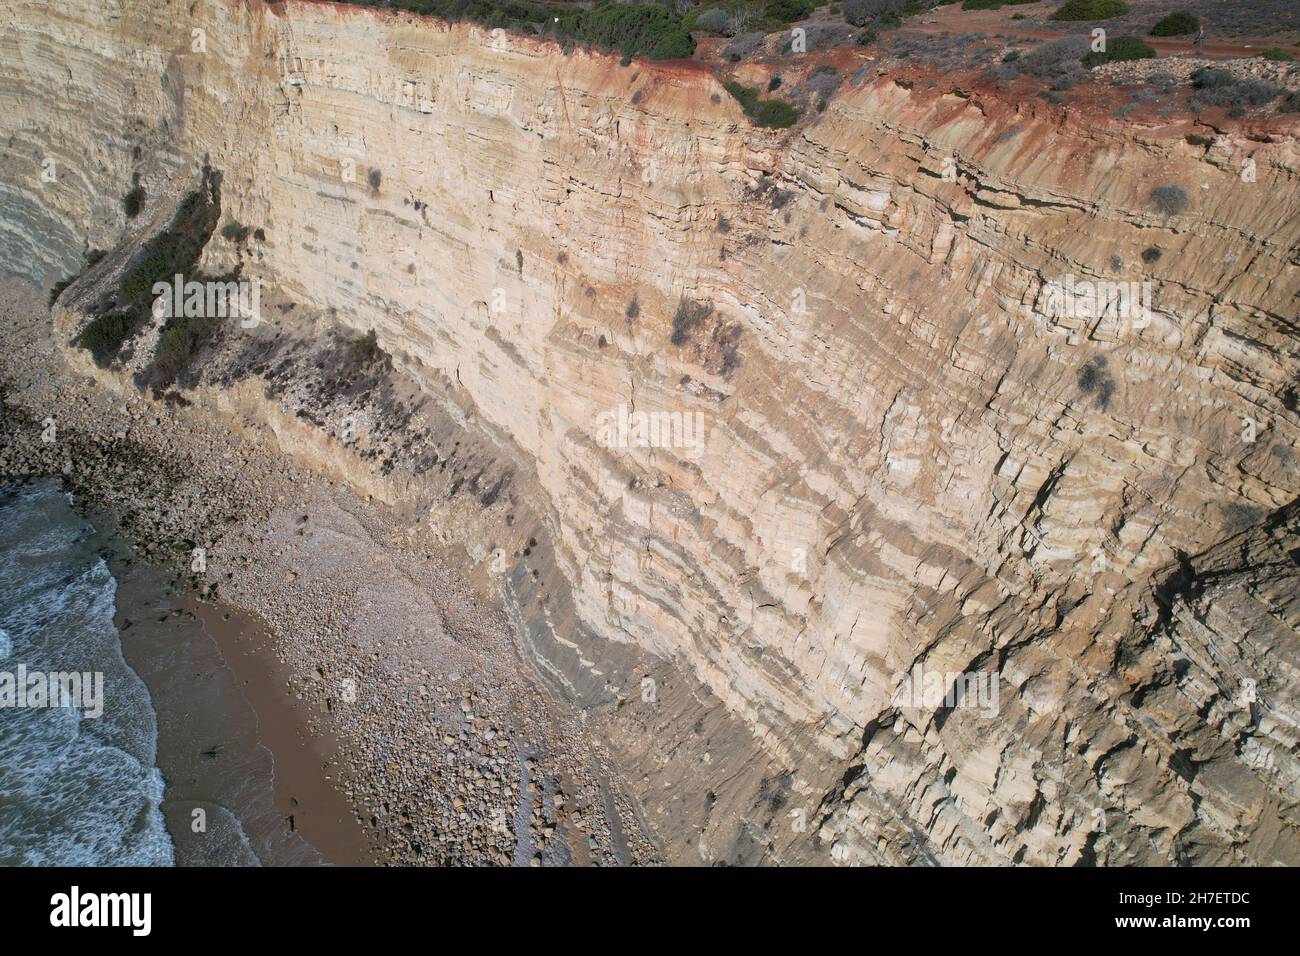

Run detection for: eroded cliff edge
[[2, 0, 1297, 864]]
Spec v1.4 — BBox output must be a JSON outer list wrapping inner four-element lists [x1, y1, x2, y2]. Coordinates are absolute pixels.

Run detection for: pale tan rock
[[3, 0, 1297, 865]]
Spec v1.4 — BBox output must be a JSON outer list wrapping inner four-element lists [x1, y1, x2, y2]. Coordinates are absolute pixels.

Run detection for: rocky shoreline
[[94, 522, 369, 866], [0, 279, 656, 866]]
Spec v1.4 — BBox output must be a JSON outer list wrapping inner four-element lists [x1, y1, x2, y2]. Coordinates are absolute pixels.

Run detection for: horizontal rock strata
[[2, 0, 1297, 864]]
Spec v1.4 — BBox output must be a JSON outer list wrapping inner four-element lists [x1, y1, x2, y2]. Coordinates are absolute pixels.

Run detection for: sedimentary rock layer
[[2, 0, 1297, 863]]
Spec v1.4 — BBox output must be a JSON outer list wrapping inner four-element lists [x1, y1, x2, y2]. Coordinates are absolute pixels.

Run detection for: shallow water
[[0, 481, 173, 866], [0, 480, 341, 866]]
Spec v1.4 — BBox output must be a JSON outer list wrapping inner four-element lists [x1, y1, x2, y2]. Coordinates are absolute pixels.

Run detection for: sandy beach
[[103, 531, 373, 866], [186, 598, 374, 865]]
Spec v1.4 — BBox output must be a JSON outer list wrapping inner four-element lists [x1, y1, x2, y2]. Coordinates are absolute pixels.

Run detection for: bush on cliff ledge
[[77, 311, 135, 367], [1188, 66, 1282, 112], [76, 166, 222, 368], [122, 184, 146, 219], [1148, 184, 1188, 216], [723, 81, 799, 128]]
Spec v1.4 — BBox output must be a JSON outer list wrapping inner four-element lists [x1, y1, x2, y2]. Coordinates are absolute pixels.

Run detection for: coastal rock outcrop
[[2, 0, 1297, 864]]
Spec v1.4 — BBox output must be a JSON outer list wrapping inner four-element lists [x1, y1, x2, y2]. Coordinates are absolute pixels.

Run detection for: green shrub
[[386, 0, 695, 61], [122, 185, 146, 219], [752, 99, 799, 127], [1190, 66, 1233, 89], [550, 2, 695, 60], [48, 276, 76, 307], [1051, 0, 1127, 20], [766, 0, 815, 24], [1149, 11, 1197, 36], [347, 329, 386, 370], [78, 166, 222, 367], [843, 0, 904, 26], [220, 220, 251, 244], [48, 249, 109, 307], [76, 312, 135, 367], [119, 168, 221, 305], [725, 80, 759, 113], [671, 297, 713, 346], [1082, 36, 1155, 66], [695, 8, 731, 34], [1260, 48, 1294, 61], [1116, 636, 1142, 669], [1076, 357, 1115, 409], [148, 314, 218, 389], [1148, 184, 1188, 216], [962, 0, 1036, 10], [724, 81, 800, 128], [1189, 67, 1282, 111]]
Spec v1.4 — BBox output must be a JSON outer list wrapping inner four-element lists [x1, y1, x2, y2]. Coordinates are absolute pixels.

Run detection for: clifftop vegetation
[[345, 0, 696, 60]]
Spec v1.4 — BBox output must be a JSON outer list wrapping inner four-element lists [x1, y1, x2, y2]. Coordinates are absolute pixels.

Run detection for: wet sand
[[188, 598, 374, 866], [103, 530, 372, 866]]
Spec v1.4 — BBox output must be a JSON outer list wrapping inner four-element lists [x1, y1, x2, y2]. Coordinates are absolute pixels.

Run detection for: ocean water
[[0, 481, 174, 866]]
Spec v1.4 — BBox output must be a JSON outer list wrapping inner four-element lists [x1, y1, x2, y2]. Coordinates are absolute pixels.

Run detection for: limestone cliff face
[[3, 0, 1298, 864]]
